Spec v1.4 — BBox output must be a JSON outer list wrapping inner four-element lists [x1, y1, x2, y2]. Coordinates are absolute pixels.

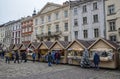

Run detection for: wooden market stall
[[66, 39, 93, 65], [27, 42, 41, 60], [19, 43, 31, 60], [50, 41, 70, 64], [88, 38, 119, 69], [38, 41, 53, 62]]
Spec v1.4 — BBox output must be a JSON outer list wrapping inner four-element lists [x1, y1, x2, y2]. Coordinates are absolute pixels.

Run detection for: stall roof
[[12, 44, 22, 50], [19, 43, 31, 50], [42, 41, 53, 49], [9, 44, 15, 51], [31, 42, 41, 49], [67, 39, 94, 49], [50, 41, 70, 49], [88, 38, 119, 50]]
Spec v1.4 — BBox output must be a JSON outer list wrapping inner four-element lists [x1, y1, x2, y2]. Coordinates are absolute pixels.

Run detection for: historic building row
[[0, 0, 120, 49]]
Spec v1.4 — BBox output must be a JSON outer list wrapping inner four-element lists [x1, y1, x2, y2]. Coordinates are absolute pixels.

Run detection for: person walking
[[38, 52, 41, 62], [93, 53, 100, 70], [14, 51, 19, 64], [47, 52, 52, 66], [55, 51, 61, 64], [32, 52, 36, 63], [51, 51, 55, 64], [21, 51, 27, 63], [5, 51, 10, 64]]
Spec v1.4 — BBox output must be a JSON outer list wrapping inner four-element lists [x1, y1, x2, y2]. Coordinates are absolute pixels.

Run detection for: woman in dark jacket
[[48, 52, 52, 66], [93, 53, 100, 69]]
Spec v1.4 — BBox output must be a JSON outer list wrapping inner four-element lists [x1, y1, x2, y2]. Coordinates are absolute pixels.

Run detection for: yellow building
[[105, 0, 120, 43], [33, 2, 71, 42]]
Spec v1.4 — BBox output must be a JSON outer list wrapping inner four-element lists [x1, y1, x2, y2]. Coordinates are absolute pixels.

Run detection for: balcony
[[36, 31, 62, 40]]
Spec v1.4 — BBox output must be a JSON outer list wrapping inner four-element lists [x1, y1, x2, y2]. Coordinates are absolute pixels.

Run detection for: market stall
[[38, 41, 53, 62], [19, 43, 31, 60], [28, 42, 41, 61], [88, 38, 119, 69], [66, 40, 93, 65], [50, 41, 70, 64]]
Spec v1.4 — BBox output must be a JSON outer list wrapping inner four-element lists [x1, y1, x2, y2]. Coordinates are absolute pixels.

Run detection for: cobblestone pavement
[[0, 59, 120, 79]]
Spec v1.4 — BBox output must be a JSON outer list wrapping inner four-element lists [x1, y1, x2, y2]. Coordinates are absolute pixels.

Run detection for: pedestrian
[[38, 52, 41, 62], [47, 52, 52, 66], [14, 51, 19, 64], [51, 51, 55, 64], [21, 51, 27, 63], [32, 52, 36, 63], [5, 51, 10, 64], [55, 51, 61, 64], [93, 53, 100, 70]]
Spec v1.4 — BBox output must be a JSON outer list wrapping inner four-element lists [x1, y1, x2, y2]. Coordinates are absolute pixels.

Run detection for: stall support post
[[119, 51, 120, 69], [64, 50, 67, 64]]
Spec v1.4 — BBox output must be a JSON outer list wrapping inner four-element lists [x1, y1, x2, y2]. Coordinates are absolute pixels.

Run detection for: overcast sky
[[0, 0, 67, 25]]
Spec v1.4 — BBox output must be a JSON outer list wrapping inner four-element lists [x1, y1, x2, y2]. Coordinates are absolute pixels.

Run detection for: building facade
[[3, 21, 15, 49], [105, 0, 120, 43], [70, 0, 105, 41], [11, 19, 21, 44], [33, 2, 71, 42], [21, 16, 33, 44], [0, 24, 5, 43]]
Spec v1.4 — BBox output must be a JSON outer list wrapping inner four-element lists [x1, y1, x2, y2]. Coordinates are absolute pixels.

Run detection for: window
[[18, 31, 20, 37], [64, 36, 68, 41], [74, 8, 78, 15], [48, 15, 51, 22], [94, 28, 99, 38], [56, 25, 59, 32], [109, 35, 116, 41], [74, 19, 78, 26], [64, 10, 68, 18], [109, 21, 116, 31], [93, 2, 98, 10], [64, 23, 68, 31], [108, 5, 115, 15], [41, 17, 44, 24], [93, 14, 98, 23], [74, 31, 78, 39], [83, 5, 87, 13], [29, 27, 32, 31], [83, 17, 87, 24], [35, 19, 38, 25], [12, 32, 14, 38], [48, 26, 51, 32], [55, 12, 59, 20], [83, 30, 88, 38]]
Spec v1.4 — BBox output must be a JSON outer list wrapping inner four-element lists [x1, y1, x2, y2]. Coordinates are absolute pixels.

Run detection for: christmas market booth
[[27, 42, 41, 60], [66, 40, 93, 65], [38, 41, 53, 62], [19, 43, 31, 60], [50, 41, 70, 64], [88, 38, 119, 69]]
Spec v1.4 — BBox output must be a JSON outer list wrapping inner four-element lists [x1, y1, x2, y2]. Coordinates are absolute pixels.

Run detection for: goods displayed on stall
[[67, 40, 93, 65], [88, 38, 119, 69], [80, 49, 91, 68], [50, 41, 70, 64], [39, 41, 53, 62]]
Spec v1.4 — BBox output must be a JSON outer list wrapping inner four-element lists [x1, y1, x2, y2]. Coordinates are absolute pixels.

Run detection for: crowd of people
[[0, 49, 100, 70]]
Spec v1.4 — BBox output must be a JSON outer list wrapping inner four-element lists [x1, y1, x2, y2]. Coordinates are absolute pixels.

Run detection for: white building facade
[[0, 24, 5, 43], [33, 2, 71, 42], [11, 19, 21, 44], [70, 0, 105, 41]]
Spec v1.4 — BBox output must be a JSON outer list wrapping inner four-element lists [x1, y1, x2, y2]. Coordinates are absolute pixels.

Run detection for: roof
[[43, 41, 53, 49], [58, 41, 70, 48], [66, 39, 94, 49], [9, 44, 15, 51], [31, 42, 41, 49], [88, 38, 119, 50]]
